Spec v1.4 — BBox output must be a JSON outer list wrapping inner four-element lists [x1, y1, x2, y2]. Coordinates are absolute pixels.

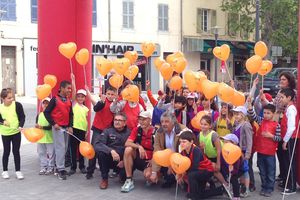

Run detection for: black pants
[[70, 128, 86, 170], [161, 167, 176, 184], [282, 138, 297, 191], [86, 129, 102, 175], [98, 150, 125, 180], [277, 141, 284, 179], [248, 153, 255, 187], [231, 171, 244, 197], [188, 170, 214, 199], [1, 133, 21, 171]]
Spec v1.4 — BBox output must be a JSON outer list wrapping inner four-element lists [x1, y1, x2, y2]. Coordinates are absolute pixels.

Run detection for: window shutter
[[210, 10, 216, 29], [164, 5, 168, 31], [196, 8, 203, 33]]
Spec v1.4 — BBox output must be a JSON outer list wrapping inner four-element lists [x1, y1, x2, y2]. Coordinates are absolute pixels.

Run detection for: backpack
[[135, 126, 157, 151]]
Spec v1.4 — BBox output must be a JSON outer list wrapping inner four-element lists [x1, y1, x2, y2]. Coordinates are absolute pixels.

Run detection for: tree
[[221, 0, 298, 57]]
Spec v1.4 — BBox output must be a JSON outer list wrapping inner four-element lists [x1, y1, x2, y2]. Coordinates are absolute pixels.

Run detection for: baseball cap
[[42, 97, 51, 103], [221, 134, 239, 145], [232, 106, 247, 115], [187, 92, 197, 99], [76, 89, 87, 96], [138, 110, 152, 119]]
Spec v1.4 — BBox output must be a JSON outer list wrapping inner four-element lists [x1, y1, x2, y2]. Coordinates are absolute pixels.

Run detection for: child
[[215, 102, 234, 137], [0, 88, 25, 180], [69, 74, 89, 175], [178, 130, 222, 200], [36, 97, 55, 175], [220, 134, 243, 200], [231, 106, 253, 197], [85, 86, 117, 179], [44, 80, 73, 180], [200, 96, 219, 123], [247, 103, 281, 197], [279, 88, 298, 195]]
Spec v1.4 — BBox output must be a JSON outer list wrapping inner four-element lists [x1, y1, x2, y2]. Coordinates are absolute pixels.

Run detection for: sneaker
[[58, 170, 67, 180], [99, 179, 108, 189], [80, 168, 87, 174], [39, 168, 47, 175], [2, 171, 9, 179], [259, 191, 265, 196], [45, 168, 54, 175], [222, 183, 232, 199], [86, 173, 93, 180], [109, 171, 118, 178], [54, 169, 59, 176], [249, 185, 256, 192], [121, 179, 134, 193], [15, 171, 24, 180], [263, 192, 272, 197], [281, 188, 296, 195], [240, 191, 250, 198], [68, 169, 76, 176]]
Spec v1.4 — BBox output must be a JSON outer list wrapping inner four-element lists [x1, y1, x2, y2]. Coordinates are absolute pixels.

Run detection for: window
[[0, 0, 16, 21], [31, 0, 37, 23], [196, 8, 216, 33], [92, 0, 97, 27], [158, 4, 168, 31], [123, 0, 134, 29]]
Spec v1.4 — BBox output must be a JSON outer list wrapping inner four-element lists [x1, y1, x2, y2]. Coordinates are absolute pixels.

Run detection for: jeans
[[282, 138, 297, 191], [257, 153, 276, 193], [98, 150, 125, 180]]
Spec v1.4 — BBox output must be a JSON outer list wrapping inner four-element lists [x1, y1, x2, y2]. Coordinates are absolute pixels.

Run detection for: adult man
[[44, 80, 73, 180], [121, 111, 155, 193], [94, 112, 130, 189], [149, 112, 185, 188]]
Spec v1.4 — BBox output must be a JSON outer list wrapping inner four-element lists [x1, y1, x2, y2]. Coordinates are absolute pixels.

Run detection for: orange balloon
[[141, 42, 155, 57], [75, 48, 89, 65], [124, 65, 139, 81], [173, 57, 187, 73], [23, 128, 45, 143], [218, 82, 234, 103], [246, 55, 262, 74], [154, 58, 166, 71], [174, 51, 184, 58], [109, 74, 124, 89], [113, 58, 131, 75], [36, 84, 52, 100], [202, 80, 219, 99], [166, 53, 177, 65], [43, 74, 57, 88], [254, 41, 268, 58], [96, 57, 113, 76], [170, 153, 191, 174], [153, 149, 173, 167], [79, 141, 95, 159], [213, 44, 230, 61], [191, 111, 208, 130], [58, 42, 77, 59], [231, 90, 245, 106], [169, 76, 183, 91], [184, 71, 206, 92], [222, 143, 242, 165], [124, 51, 138, 64], [258, 60, 273, 76], [160, 63, 173, 80], [121, 84, 139, 102]]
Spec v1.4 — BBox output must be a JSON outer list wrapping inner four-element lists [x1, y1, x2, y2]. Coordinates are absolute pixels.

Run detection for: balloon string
[[249, 74, 253, 93], [175, 181, 179, 200], [63, 129, 82, 142], [224, 62, 232, 82], [69, 59, 73, 74], [83, 65, 87, 86], [262, 75, 264, 90]]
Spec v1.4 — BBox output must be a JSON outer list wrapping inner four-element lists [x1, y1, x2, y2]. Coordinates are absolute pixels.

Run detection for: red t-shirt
[[128, 126, 154, 160]]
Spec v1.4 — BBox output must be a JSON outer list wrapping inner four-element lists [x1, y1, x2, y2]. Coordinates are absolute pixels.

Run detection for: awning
[[201, 40, 254, 55]]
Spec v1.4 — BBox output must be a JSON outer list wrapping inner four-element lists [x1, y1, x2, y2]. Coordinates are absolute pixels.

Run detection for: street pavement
[[0, 96, 299, 200]]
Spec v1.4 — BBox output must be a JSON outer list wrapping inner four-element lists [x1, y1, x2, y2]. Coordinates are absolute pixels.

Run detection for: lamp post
[[211, 26, 221, 82], [255, 0, 260, 42]]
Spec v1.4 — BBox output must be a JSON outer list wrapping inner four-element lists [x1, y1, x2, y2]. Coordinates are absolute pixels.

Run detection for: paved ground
[[0, 96, 299, 200]]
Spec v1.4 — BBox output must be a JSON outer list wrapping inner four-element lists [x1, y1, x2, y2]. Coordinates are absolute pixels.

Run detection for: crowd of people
[[0, 70, 298, 200]]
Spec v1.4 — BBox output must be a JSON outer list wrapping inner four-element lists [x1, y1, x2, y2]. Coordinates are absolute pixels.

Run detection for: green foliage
[[221, 0, 298, 57]]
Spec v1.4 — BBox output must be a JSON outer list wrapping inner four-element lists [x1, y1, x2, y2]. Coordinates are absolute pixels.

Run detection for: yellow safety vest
[[73, 103, 89, 131], [37, 112, 53, 143], [0, 102, 20, 136]]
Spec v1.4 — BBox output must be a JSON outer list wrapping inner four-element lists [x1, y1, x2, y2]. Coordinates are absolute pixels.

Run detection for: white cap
[[42, 97, 51, 103], [138, 110, 152, 119], [187, 92, 198, 99], [232, 106, 247, 115], [221, 134, 239, 145], [76, 89, 87, 96]]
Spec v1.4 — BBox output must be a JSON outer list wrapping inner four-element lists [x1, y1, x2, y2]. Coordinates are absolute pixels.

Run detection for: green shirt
[[73, 103, 89, 131], [37, 112, 53, 143], [0, 102, 19, 136]]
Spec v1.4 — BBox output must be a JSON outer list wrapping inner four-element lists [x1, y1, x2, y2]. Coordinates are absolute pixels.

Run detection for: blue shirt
[[165, 128, 175, 152]]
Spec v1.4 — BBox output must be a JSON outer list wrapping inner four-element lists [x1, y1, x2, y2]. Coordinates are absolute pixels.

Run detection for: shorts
[[133, 151, 151, 171]]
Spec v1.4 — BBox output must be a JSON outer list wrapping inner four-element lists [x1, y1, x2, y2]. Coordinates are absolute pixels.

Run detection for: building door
[[1, 46, 16, 91]]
